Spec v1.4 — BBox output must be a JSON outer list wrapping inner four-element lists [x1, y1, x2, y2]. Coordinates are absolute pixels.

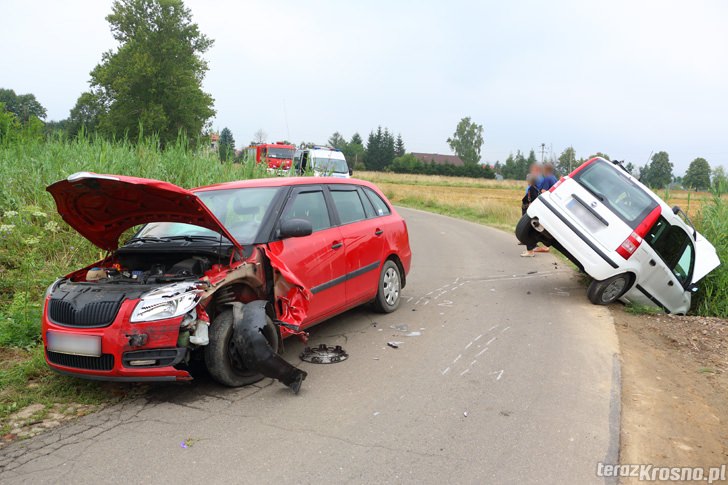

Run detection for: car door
[[267, 185, 347, 325], [327, 184, 386, 306], [635, 216, 693, 312]]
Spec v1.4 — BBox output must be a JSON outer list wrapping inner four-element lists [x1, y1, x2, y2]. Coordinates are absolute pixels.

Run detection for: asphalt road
[[0, 207, 621, 484]]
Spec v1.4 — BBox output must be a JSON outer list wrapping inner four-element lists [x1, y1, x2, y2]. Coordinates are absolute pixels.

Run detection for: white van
[[294, 147, 352, 178], [516, 157, 720, 314]]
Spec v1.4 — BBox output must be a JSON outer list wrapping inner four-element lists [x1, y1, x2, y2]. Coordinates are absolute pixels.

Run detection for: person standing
[[539, 163, 558, 193], [520, 174, 540, 257]]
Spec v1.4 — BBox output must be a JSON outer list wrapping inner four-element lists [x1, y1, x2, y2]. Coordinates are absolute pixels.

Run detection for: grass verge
[[0, 134, 267, 430]]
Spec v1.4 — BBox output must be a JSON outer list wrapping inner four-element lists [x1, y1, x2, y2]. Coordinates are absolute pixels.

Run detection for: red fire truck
[[245, 142, 296, 171]]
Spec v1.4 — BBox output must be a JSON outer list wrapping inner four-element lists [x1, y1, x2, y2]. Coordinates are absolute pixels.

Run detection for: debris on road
[[300, 344, 348, 364], [387, 341, 403, 349]]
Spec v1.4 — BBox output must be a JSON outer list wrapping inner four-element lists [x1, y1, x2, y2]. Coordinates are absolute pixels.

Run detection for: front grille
[[46, 350, 115, 371], [48, 299, 121, 327]]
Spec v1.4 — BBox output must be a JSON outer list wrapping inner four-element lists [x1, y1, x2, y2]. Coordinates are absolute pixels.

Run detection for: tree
[[0, 88, 47, 122], [556, 146, 576, 176], [394, 133, 405, 158], [67, 91, 106, 136], [683, 157, 711, 191], [589, 152, 610, 160], [343, 132, 365, 169], [327, 132, 347, 150], [624, 162, 635, 175], [446, 117, 484, 166], [711, 166, 727, 192], [501, 151, 529, 180], [252, 128, 266, 144], [218, 127, 235, 161], [89, 0, 215, 145], [364, 126, 396, 171], [642, 151, 673, 189], [350, 132, 363, 146]]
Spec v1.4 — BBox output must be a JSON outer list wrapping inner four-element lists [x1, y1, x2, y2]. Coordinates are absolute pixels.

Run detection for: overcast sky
[[2, 0, 727, 172]]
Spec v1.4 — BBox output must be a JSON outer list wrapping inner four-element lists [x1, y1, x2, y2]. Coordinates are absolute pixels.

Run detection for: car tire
[[587, 274, 631, 305], [205, 307, 279, 387], [515, 214, 533, 244], [372, 260, 402, 313]]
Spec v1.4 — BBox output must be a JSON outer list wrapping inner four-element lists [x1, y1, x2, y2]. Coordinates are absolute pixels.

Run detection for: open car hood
[[47, 172, 241, 251]]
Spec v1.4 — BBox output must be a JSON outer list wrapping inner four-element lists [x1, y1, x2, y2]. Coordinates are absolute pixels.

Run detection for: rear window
[[572, 160, 658, 229]]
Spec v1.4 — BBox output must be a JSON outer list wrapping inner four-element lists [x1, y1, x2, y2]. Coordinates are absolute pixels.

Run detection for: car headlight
[[130, 283, 202, 323]]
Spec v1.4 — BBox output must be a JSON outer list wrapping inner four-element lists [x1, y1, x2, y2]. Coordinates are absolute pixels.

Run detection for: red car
[[43, 173, 411, 392]]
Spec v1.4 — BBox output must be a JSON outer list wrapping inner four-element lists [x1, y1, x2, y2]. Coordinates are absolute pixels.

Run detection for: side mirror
[[349, 167, 353, 176], [687, 283, 699, 293], [279, 218, 313, 239]]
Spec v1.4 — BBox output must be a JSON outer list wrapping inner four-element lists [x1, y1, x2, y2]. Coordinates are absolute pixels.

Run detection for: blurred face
[[529, 164, 542, 176], [544, 165, 554, 176]]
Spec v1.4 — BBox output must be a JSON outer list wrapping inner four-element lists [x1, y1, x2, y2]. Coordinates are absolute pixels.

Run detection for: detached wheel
[[205, 308, 279, 387], [372, 260, 401, 313], [587, 274, 631, 305]]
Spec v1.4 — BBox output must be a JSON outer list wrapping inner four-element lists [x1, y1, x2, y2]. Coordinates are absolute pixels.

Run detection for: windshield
[[572, 160, 658, 228], [266, 147, 294, 159], [312, 157, 349, 174], [134, 187, 280, 245]]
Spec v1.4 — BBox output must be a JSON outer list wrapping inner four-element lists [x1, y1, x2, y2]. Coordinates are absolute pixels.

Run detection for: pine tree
[[395, 133, 405, 157], [218, 127, 235, 161]]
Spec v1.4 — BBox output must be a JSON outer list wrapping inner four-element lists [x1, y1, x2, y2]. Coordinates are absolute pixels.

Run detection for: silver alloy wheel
[[601, 278, 627, 303], [383, 267, 400, 306]]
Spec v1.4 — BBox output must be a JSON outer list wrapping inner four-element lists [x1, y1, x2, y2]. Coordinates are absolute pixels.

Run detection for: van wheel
[[515, 214, 533, 244], [587, 274, 631, 305], [372, 260, 401, 313], [205, 308, 279, 387]]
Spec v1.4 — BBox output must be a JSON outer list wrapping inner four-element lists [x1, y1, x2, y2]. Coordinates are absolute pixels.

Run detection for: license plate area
[[47, 331, 101, 357]]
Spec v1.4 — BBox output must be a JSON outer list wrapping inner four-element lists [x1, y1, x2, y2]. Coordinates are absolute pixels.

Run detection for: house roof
[[411, 152, 465, 166]]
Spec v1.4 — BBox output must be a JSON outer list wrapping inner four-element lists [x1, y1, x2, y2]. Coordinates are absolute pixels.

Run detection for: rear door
[[267, 185, 347, 325], [635, 216, 693, 312], [327, 184, 385, 306]]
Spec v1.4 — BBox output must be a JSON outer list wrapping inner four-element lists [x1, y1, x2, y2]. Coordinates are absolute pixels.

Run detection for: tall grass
[[693, 189, 728, 317], [0, 134, 268, 343]]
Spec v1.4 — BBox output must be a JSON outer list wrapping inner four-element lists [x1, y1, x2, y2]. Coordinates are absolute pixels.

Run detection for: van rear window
[[572, 160, 658, 229]]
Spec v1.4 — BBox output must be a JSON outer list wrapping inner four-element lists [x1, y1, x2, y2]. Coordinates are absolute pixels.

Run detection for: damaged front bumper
[[42, 298, 193, 382]]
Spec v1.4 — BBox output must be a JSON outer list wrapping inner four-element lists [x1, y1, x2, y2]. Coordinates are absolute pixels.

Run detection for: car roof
[[194, 177, 378, 192]]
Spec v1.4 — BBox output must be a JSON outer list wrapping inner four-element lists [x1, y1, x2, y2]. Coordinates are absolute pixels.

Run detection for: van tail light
[[617, 232, 642, 259], [550, 176, 568, 192], [615, 206, 662, 260]]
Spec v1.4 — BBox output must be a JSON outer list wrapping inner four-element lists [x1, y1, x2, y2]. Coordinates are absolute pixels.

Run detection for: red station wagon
[[42, 173, 411, 393]]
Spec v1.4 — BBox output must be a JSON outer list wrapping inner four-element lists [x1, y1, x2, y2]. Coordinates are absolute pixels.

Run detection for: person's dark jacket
[[521, 185, 539, 215]]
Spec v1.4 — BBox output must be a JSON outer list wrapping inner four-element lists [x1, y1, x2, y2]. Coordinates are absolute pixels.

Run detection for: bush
[[390, 154, 495, 179]]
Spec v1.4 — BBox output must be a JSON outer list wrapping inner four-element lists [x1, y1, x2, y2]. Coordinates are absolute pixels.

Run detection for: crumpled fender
[[263, 246, 311, 339], [230, 301, 307, 394]]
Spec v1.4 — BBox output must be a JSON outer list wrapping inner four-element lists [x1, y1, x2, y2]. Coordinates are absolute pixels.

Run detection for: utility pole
[[539, 143, 546, 164]]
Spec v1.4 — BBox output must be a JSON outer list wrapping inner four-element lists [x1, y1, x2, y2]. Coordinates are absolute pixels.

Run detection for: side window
[[363, 187, 391, 216], [357, 187, 376, 218], [646, 218, 693, 285], [330, 189, 366, 225], [281, 190, 331, 232], [674, 244, 694, 285]]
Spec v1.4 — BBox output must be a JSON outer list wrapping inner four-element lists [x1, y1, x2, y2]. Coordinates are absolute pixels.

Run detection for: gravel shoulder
[[613, 306, 728, 477]]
